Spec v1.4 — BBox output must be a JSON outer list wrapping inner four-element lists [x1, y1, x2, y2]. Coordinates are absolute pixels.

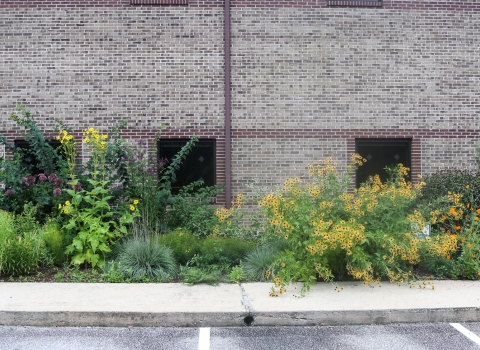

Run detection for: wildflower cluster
[[260, 156, 447, 296], [56, 130, 77, 178], [421, 184, 480, 279], [212, 194, 244, 237], [83, 127, 108, 178]]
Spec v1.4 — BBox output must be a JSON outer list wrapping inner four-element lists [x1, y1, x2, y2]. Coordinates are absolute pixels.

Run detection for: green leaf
[[90, 254, 100, 268], [71, 254, 86, 266], [90, 238, 99, 253]]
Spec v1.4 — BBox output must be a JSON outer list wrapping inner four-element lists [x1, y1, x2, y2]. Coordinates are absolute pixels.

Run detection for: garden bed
[[0, 105, 479, 296]]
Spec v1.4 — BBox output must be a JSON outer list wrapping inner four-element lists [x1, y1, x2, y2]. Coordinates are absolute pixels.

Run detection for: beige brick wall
[[230, 9, 480, 130], [231, 138, 349, 196], [421, 138, 478, 175], [0, 7, 225, 132], [1, 5, 480, 202]]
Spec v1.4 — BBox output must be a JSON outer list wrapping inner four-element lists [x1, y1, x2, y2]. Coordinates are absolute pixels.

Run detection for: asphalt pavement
[[0, 280, 479, 327]]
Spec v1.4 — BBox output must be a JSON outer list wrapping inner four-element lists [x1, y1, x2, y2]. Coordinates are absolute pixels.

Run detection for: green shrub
[[116, 237, 178, 280], [0, 210, 16, 275], [419, 169, 480, 208], [179, 265, 223, 285], [199, 236, 256, 267], [0, 206, 45, 277], [158, 229, 201, 265], [167, 182, 223, 237], [41, 221, 68, 266], [229, 265, 245, 283], [0, 104, 68, 219]]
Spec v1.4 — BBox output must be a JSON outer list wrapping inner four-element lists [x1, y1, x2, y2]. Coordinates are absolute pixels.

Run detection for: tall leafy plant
[[59, 128, 139, 268]]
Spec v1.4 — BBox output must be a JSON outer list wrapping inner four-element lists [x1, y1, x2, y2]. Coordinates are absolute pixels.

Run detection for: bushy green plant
[[0, 104, 68, 218], [229, 265, 245, 283], [158, 229, 201, 265], [259, 156, 456, 296], [199, 236, 255, 267], [59, 128, 139, 268], [0, 207, 44, 277], [213, 194, 268, 241], [179, 265, 223, 285], [418, 188, 480, 280], [115, 237, 178, 280], [167, 181, 223, 237], [419, 169, 480, 210], [0, 210, 16, 275], [40, 220, 68, 266]]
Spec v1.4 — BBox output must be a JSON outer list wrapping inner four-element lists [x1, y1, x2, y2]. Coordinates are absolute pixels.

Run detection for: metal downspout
[[224, 0, 232, 208]]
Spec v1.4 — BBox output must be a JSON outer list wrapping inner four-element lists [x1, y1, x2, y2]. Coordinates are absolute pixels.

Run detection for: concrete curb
[[1, 281, 480, 327], [2, 308, 480, 327], [0, 311, 248, 327]]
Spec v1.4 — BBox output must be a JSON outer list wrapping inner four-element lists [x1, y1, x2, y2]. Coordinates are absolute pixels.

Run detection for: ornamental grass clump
[[260, 155, 456, 296], [116, 237, 178, 281]]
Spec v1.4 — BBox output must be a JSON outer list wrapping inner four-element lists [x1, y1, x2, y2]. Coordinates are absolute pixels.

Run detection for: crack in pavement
[[239, 284, 253, 314]]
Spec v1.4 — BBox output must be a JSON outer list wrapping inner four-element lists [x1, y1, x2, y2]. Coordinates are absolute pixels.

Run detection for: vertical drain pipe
[[224, 0, 232, 208]]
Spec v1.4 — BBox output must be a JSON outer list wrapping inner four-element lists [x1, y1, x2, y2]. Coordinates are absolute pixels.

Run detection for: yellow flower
[[64, 209, 68, 214], [466, 243, 472, 249], [466, 185, 470, 189], [130, 204, 135, 211], [133, 199, 139, 205], [58, 204, 62, 209], [65, 201, 70, 206], [281, 263, 286, 268]]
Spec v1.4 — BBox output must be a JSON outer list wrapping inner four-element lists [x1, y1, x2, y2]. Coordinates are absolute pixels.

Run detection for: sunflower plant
[[58, 128, 139, 268], [260, 155, 456, 296]]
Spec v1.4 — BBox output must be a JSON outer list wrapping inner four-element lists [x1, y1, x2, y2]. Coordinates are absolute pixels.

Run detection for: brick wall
[[1, 1, 480, 202], [230, 7, 480, 195]]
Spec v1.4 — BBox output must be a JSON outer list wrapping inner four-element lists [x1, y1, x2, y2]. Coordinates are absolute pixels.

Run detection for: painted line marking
[[450, 323, 480, 346], [198, 327, 210, 350]]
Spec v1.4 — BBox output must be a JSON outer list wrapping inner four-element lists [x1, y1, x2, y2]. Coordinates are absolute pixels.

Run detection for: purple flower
[[118, 196, 124, 202], [38, 173, 47, 182], [21, 177, 29, 185], [48, 173, 58, 183], [55, 178, 63, 187], [27, 175, 35, 185], [53, 188, 62, 197], [5, 189, 13, 196]]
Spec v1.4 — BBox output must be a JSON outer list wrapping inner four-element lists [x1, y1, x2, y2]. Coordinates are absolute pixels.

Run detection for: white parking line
[[198, 327, 210, 350], [450, 323, 480, 346]]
